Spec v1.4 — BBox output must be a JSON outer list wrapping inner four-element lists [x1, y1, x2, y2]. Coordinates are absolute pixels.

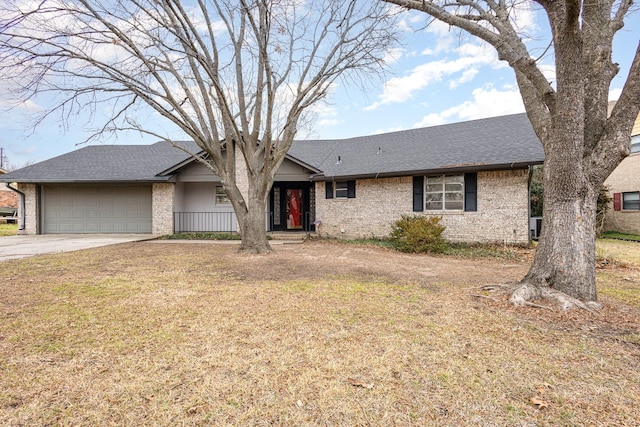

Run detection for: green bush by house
[[390, 215, 446, 253]]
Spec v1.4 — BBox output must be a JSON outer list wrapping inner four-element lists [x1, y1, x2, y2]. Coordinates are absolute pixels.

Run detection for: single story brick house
[[0, 167, 19, 216], [603, 110, 640, 235], [0, 113, 544, 244]]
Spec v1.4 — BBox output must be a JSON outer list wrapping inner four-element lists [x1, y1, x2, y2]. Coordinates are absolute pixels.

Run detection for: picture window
[[425, 174, 464, 211]]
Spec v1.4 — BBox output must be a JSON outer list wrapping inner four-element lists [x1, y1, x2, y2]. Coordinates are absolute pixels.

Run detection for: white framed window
[[425, 174, 464, 211], [335, 181, 349, 198], [215, 185, 230, 205], [623, 191, 640, 210]]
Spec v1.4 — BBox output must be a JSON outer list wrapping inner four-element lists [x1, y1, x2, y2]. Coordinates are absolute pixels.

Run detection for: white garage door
[[43, 185, 152, 234]]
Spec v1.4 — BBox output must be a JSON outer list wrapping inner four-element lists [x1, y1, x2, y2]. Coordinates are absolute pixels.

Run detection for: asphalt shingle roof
[[0, 141, 200, 183], [289, 113, 544, 179], [0, 113, 544, 183]]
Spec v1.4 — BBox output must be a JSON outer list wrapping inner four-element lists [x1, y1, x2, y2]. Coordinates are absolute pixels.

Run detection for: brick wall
[[16, 183, 37, 235], [604, 153, 640, 234], [152, 183, 175, 235], [315, 169, 530, 244], [0, 188, 18, 208]]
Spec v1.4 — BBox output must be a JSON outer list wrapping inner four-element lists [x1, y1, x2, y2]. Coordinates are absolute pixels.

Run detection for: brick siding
[[604, 153, 640, 234], [0, 188, 18, 208], [152, 183, 175, 235], [315, 169, 530, 244], [16, 183, 37, 235]]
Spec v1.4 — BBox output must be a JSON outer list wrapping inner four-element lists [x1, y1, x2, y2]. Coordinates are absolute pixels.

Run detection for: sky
[[1, 3, 639, 169]]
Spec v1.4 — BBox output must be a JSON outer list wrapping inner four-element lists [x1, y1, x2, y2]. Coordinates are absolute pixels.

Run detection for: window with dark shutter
[[326, 180, 355, 198], [464, 172, 477, 212], [413, 176, 424, 212], [347, 180, 356, 198], [325, 182, 334, 199]]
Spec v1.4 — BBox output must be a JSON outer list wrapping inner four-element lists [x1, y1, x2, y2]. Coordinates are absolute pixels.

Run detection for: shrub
[[390, 215, 446, 253]]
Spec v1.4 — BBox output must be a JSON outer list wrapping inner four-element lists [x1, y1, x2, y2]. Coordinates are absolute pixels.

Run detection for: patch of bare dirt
[[218, 240, 530, 285]]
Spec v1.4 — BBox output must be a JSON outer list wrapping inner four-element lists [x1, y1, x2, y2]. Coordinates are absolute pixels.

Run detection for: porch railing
[[174, 212, 237, 233]]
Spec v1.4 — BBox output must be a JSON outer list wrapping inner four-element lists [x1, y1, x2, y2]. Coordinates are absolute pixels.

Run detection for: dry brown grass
[[1, 240, 639, 426]]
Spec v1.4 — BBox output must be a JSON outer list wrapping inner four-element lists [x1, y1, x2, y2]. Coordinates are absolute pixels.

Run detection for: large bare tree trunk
[[237, 199, 271, 254], [236, 174, 272, 253], [382, 0, 640, 308], [511, 175, 600, 307]]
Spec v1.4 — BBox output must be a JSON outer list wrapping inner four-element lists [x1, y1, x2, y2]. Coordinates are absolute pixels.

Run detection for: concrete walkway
[[0, 234, 155, 262], [147, 239, 304, 245]]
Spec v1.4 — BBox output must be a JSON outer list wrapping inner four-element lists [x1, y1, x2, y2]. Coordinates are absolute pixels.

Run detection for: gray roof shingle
[[0, 141, 200, 183], [289, 113, 544, 179], [1, 113, 544, 183]]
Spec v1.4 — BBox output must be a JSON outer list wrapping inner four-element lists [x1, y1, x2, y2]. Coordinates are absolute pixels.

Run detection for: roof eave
[[284, 153, 323, 175], [157, 150, 207, 176], [0, 178, 172, 184], [311, 160, 544, 181]]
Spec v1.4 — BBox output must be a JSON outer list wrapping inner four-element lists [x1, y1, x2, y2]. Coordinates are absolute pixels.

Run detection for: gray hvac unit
[[530, 217, 542, 240]]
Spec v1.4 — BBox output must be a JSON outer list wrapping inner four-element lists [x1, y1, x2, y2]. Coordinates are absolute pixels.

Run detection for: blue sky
[[1, 4, 639, 168]]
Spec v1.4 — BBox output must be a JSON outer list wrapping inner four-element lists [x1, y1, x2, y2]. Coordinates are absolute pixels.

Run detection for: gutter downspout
[[5, 183, 25, 231]]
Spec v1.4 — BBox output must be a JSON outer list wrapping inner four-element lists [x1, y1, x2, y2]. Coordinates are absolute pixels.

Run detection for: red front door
[[286, 189, 303, 230]]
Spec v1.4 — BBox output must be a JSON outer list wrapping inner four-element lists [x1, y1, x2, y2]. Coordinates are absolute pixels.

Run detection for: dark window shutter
[[464, 172, 477, 212], [413, 176, 424, 212], [613, 192, 621, 211], [347, 180, 356, 198], [325, 181, 334, 199]]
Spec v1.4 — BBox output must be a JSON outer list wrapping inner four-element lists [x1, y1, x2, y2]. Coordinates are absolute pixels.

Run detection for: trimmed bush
[[390, 215, 446, 253]]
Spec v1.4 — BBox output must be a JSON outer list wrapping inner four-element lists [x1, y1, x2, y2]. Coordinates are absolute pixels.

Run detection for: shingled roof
[[289, 113, 544, 180], [1, 113, 544, 183], [0, 141, 200, 183]]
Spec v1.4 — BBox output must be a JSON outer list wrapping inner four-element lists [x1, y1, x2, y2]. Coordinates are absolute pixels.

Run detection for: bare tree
[[0, 0, 398, 253], [384, 0, 640, 309]]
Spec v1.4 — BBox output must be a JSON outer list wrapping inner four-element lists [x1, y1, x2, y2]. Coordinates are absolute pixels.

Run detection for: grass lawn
[[0, 222, 18, 237], [1, 240, 639, 425]]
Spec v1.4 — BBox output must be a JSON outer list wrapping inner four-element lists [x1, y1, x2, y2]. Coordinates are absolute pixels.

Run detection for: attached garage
[[42, 184, 153, 234]]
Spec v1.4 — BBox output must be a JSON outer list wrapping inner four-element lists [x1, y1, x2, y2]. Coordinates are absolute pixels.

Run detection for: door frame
[[269, 182, 314, 232]]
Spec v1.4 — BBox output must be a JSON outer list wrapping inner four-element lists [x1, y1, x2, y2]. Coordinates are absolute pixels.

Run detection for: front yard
[[1, 239, 639, 425], [0, 222, 17, 237]]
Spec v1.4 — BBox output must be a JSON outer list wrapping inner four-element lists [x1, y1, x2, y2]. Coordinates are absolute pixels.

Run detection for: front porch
[[173, 182, 316, 234]]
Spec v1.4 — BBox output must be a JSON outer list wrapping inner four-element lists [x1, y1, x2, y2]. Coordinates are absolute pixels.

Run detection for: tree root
[[238, 243, 273, 254], [509, 282, 602, 314]]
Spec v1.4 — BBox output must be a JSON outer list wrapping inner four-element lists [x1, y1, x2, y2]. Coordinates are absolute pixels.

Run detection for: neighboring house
[[0, 113, 545, 243], [0, 167, 19, 217], [604, 110, 640, 235]]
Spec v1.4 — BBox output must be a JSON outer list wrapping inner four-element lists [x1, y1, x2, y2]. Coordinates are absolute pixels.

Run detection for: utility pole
[[0, 147, 5, 169]]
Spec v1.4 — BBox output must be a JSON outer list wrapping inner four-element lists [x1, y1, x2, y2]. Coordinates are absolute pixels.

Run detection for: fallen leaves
[[530, 396, 549, 409], [530, 382, 552, 409], [347, 377, 374, 389]]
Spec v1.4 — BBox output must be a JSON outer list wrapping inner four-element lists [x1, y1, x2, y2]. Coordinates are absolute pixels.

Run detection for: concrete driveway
[[0, 234, 155, 262]]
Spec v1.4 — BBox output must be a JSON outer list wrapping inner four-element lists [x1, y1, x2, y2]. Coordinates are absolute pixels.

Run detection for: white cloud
[[608, 88, 622, 101], [383, 47, 405, 66], [365, 46, 499, 111], [374, 125, 405, 135], [318, 118, 340, 127], [510, 3, 540, 35], [539, 64, 556, 83], [448, 68, 478, 89], [413, 84, 525, 128]]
